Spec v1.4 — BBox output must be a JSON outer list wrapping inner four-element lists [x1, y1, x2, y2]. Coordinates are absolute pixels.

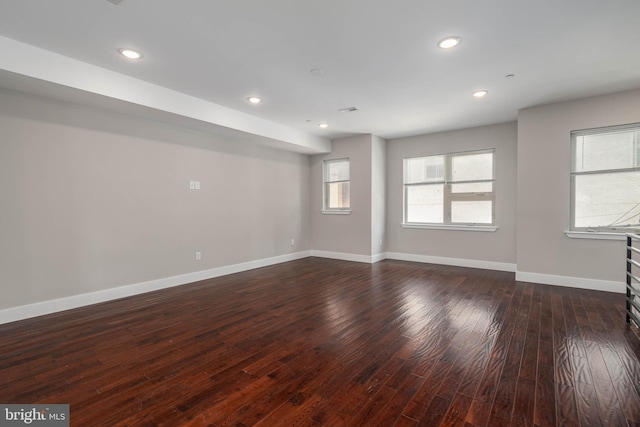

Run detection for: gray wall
[[310, 135, 373, 257], [517, 89, 640, 286], [0, 89, 311, 309], [4, 85, 639, 314], [386, 122, 518, 265]]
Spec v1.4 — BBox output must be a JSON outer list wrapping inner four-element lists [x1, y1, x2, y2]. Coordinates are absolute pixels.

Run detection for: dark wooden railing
[[627, 233, 640, 327]]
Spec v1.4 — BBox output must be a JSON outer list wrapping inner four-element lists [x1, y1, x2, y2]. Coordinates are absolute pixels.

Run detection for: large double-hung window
[[571, 124, 640, 232], [404, 149, 495, 226]]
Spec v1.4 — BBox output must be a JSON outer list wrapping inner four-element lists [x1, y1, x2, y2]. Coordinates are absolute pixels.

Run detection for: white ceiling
[[1, 0, 640, 148]]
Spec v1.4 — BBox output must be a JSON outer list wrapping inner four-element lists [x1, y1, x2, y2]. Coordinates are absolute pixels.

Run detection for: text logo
[[1, 405, 69, 426]]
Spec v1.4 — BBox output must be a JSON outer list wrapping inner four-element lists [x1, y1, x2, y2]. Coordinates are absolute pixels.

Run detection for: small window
[[404, 149, 495, 225], [323, 158, 350, 212], [571, 123, 640, 232]]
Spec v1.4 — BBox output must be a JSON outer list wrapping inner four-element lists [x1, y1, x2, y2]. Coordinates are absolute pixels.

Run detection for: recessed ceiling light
[[247, 97, 262, 104], [318, 123, 329, 129], [118, 48, 143, 60], [473, 90, 488, 98], [438, 36, 461, 49]]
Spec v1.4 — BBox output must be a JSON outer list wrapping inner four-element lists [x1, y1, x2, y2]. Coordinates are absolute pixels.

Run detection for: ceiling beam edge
[[0, 36, 331, 154]]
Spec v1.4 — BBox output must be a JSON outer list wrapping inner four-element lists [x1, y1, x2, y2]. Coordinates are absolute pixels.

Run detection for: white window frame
[[569, 123, 640, 234], [322, 158, 351, 214], [403, 149, 496, 229]]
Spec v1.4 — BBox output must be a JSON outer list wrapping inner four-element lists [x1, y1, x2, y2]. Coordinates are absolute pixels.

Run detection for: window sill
[[322, 210, 352, 215], [402, 223, 498, 232], [564, 231, 627, 241]]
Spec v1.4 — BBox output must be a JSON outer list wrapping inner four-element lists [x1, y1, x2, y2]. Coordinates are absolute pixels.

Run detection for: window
[[404, 149, 495, 226], [571, 124, 640, 232], [323, 158, 350, 212]]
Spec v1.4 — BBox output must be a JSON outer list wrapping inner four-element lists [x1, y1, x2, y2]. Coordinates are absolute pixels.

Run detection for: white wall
[[516, 89, 640, 292], [0, 88, 311, 312], [386, 122, 518, 270], [371, 135, 386, 259]]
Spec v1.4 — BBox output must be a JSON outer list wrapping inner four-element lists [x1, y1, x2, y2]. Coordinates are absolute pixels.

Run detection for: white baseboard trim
[[310, 250, 386, 264], [386, 252, 517, 273], [371, 252, 388, 263], [2, 251, 624, 325], [0, 250, 312, 325], [516, 271, 625, 294]]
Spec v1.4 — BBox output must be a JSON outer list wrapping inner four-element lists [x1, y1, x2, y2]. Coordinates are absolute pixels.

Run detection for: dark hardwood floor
[[1, 258, 639, 426]]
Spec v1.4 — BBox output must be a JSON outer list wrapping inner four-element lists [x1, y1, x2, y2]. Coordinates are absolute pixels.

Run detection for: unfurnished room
[[1, 1, 640, 426]]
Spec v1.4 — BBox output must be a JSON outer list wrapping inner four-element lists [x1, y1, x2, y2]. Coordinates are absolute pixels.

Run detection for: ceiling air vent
[[338, 106, 358, 113]]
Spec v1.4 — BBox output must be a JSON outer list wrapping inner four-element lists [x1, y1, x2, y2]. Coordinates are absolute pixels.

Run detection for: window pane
[[574, 130, 636, 172], [406, 184, 443, 223], [451, 182, 493, 193], [574, 171, 640, 228], [451, 201, 493, 224], [326, 159, 349, 182], [451, 152, 493, 182], [325, 182, 350, 209], [405, 156, 445, 184]]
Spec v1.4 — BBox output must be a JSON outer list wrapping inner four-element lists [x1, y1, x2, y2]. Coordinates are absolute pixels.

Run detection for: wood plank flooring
[[1, 258, 639, 426]]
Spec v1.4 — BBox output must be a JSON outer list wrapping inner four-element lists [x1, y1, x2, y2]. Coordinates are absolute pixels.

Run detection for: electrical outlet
[[290, 238, 295, 246], [195, 181, 201, 190], [195, 251, 201, 261], [189, 181, 195, 190]]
